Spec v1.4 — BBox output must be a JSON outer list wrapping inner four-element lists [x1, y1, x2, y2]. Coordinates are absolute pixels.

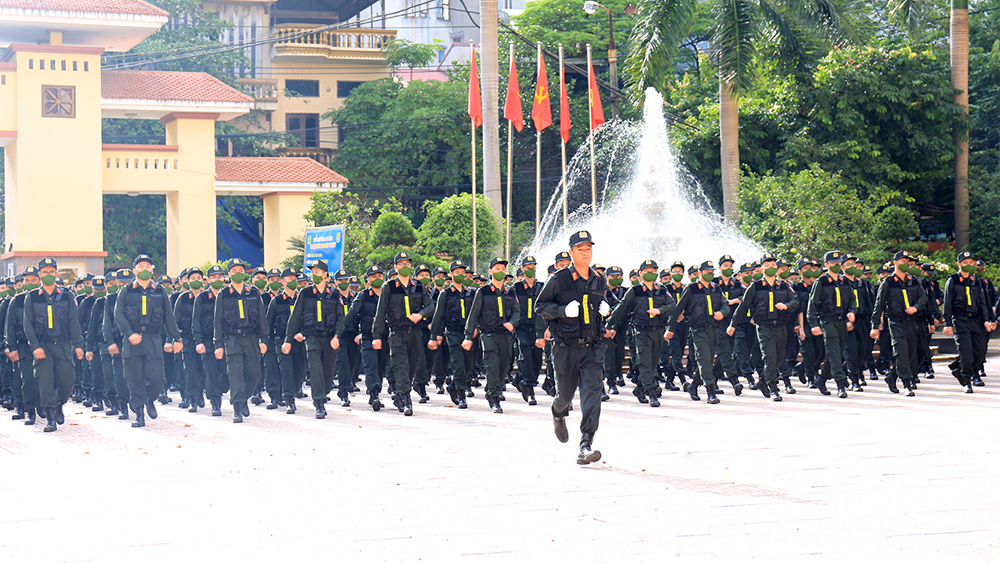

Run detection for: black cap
[[23, 266, 39, 276], [449, 260, 467, 272], [116, 268, 134, 281], [74, 278, 85, 286], [187, 267, 204, 277], [824, 251, 844, 263], [415, 264, 431, 275], [699, 260, 715, 271], [133, 254, 153, 267], [593, 263, 605, 271], [957, 250, 975, 262], [334, 269, 350, 280], [922, 263, 936, 272], [82, 273, 94, 282], [489, 257, 508, 268], [365, 264, 384, 277], [55, 276, 64, 286], [843, 254, 857, 263], [393, 252, 412, 264], [206, 265, 225, 276], [892, 250, 910, 261], [554, 251, 571, 263], [776, 259, 788, 268], [547, 264, 556, 275], [267, 268, 282, 278], [92, 277, 106, 289], [280, 268, 297, 278], [797, 258, 813, 270], [229, 258, 249, 270], [521, 256, 537, 267], [308, 260, 328, 272], [606, 266, 623, 276], [38, 257, 58, 269], [252, 266, 267, 277], [349, 276, 360, 285], [639, 259, 658, 271], [628, 269, 637, 278], [659, 269, 670, 278], [687, 266, 698, 274], [788, 268, 798, 276], [760, 252, 777, 263], [670, 261, 684, 271], [431, 267, 446, 277], [158, 274, 172, 284], [718, 254, 735, 266], [568, 230, 594, 247]]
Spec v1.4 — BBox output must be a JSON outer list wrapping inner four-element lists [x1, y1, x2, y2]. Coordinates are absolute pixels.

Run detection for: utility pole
[[480, 0, 503, 219]]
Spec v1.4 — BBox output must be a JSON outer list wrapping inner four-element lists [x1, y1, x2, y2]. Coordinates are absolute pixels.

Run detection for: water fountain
[[524, 88, 761, 274]]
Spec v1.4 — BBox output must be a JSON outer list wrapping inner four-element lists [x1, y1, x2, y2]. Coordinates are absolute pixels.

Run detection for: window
[[406, 0, 427, 17], [287, 114, 319, 148], [337, 81, 365, 98], [42, 85, 75, 118], [285, 79, 319, 97], [436, 0, 450, 20]]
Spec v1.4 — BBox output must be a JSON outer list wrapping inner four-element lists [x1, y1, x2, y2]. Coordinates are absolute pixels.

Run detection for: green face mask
[[742, 275, 753, 284], [419, 277, 432, 286], [434, 278, 446, 287], [702, 273, 715, 282], [671, 273, 683, 282], [268, 281, 282, 291], [492, 271, 506, 281], [721, 268, 733, 277], [210, 280, 225, 290], [163, 287, 173, 295], [642, 272, 658, 282], [369, 278, 384, 288], [753, 273, 763, 280], [253, 279, 267, 289], [829, 264, 842, 274], [41, 274, 56, 286], [778, 270, 790, 280], [397, 267, 413, 278], [21, 283, 35, 292], [230, 272, 247, 284], [285, 280, 299, 290], [311, 274, 324, 284], [94, 290, 106, 297], [182, 282, 190, 290], [135, 270, 153, 281], [452, 275, 465, 285], [189, 280, 204, 290], [523, 269, 536, 278], [609, 278, 622, 286], [338, 282, 350, 290], [630, 279, 641, 286], [764, 267, 778, 277], [108, 285, 120, 294], [961, 264, 977, 273]]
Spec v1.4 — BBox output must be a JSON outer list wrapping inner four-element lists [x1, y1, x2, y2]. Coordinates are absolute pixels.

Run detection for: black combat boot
[[266, 393, 279, 410], [885, 370, 899, 394], [54, 403, 65, 425], [447, 382, 461, 406], [414, 383, 429, 404], [233, 407, 243, 423], [526, 386, 537, 405], [82, 391, 93, 408], [106, 398, 119, 416], [313, 399, 326, 419], [251, 389, 264, 405], [901, 378, 915, 397], [577, 433, 602, 465], [211, 398, 222, 417], [44, 408, 58, 432], [286, 396, 297, 414], [118, 400, 130, 420], [402, 394, 413, 416], [131, 405, 145, 428], [769, 382, 783, 402], [728, 374, 744, 396], [24, 407, 36, 426], [647, 387, 660, 408], [836, 382, 848, 399], [553, 415, 568, 443], [12, 403, 25, 420], [816, 373, 831, 395], [368, 393, 381, 412], [489, 394, 503, 414], [179, 397, 190, 409], [706, 385, 720, 405], [632, 384, 649, 404], [146, 398, 158, 419], [782, 376, 796, 394], [91, 396, 104, 412], [688, 380, 701, 401]]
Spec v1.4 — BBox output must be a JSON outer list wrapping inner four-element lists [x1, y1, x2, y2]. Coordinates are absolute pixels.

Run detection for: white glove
[[599, 300, 611, 317], [564, 300, 580, 318]]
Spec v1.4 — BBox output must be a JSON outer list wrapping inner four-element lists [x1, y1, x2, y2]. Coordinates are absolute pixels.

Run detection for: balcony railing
[[278, 146, 334, 166], [238, 78, 278, 101], [272, 25, 396, 61]]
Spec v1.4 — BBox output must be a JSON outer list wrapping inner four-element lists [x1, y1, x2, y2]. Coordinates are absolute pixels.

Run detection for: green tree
[[102, 195, 167, 269], [513, 0, 638, 58], [370, 212, 418, 248], [416, 193, 504, 267], [381, 38, 443, 81]]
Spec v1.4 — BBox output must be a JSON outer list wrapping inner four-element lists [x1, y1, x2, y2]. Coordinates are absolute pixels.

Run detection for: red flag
[[560, 60, 571, 143], [468, 46, 482, 127], [531, 53, 552, 132], [504, 57, 524, 132], [588, 59, 605, 131]]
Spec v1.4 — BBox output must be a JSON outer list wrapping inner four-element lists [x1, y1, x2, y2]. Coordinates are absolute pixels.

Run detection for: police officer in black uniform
[[372, 252, 434, 417], [266, 269, 300, 412], [512, 256, 545, 404], [213, 259, 269, 423], [841, 255, 872, 392], [346, 265, 389, 411], [807, 251, 857, 398], [607, 259, 676, 407], [429, 260, 475, 409], [172, 267, 206, 413], [602, 266, 627, 394], [669, 261, 730, 404], [463, 257, 520, 413], [870, 251, 930, 396], [536, 231, 609, 465], [192, 265, 228, 416], [728, 253, 798, 401], [114, 255, 182, 428], [6, 267, 42, 425], [283, 260, 345, 419], [103, 269, 132, 420], [713, 254, 744, 395], [81, 276, 107, 412], [941, 251, 996, 393], [24, 257, 85, 432]]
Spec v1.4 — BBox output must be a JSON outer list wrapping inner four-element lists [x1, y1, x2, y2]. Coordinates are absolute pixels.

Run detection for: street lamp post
[[583, 1, 618, 119]]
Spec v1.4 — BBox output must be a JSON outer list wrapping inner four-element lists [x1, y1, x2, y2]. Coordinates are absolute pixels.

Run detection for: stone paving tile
[[1, 360, 998, 562]]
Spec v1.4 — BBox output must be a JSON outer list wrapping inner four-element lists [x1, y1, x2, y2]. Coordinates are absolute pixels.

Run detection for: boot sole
[[577, 450, 602, 465]]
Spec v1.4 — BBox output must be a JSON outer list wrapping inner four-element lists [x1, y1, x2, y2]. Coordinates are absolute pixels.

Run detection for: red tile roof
[[102, 70, 253, 103], [0, 0, 169, 17], [216, 158, 349, 185]]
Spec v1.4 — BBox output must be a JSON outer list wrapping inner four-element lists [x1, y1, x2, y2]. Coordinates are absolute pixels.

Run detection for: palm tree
[[625, 0, 856, 224]]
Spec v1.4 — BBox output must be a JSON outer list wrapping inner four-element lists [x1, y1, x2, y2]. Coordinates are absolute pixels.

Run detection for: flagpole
[[505, 41, 514, 262], [471, 118, 478, 273], [559, 43, 567, 233], [535, 42, 542, 237], [587, 44, 597, 220]]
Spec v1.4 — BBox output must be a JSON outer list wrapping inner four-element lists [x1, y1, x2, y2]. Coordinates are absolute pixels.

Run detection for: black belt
[[229, 328, 254, 336], [755, 319, 782, 326], [557, 337, 598, 346], [821, 314, 845, 321]]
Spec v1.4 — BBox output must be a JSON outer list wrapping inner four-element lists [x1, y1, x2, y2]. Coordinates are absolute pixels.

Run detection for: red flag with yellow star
[[588, 58, 605, 131], [531, 53, 552, 132]]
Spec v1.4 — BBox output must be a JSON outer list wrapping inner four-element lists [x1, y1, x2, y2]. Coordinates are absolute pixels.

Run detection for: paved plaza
[[2, 356, 998, 562]]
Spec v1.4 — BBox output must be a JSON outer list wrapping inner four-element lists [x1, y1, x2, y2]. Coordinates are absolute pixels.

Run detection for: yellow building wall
[[6, 49, 104, 254], [0, 67, 15, 130], [262, 192, 314, 268], [269, 58, 390, 150]]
